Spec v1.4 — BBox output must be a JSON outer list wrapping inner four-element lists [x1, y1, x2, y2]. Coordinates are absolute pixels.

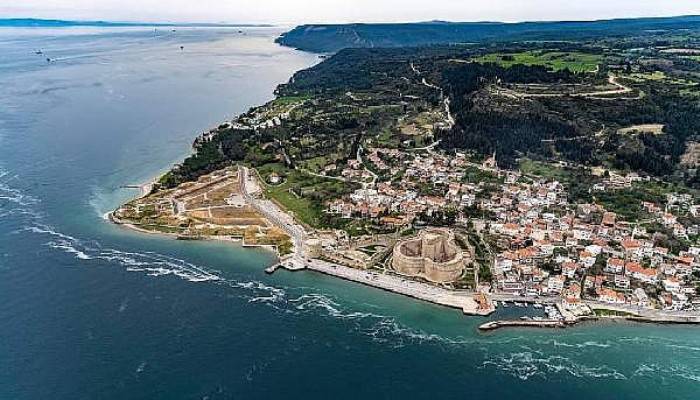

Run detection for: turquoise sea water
[[0, 27, 699, 400]]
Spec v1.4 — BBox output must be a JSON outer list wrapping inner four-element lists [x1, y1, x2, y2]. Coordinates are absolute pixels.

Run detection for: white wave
[[665, 343, 700, 353], [481, 351, 627, 381], [136, 361, 147, 374], [540, 339, 613, 349], [633, 362, 700, 382], [286, 292, 468, 347], [0, 168, 44, 224], [0, 180, 39, 208], [28, 223, 222, 283], [118, 298, 129, 313], [234, 280, 286, 304], [48, 241, 94, 260]]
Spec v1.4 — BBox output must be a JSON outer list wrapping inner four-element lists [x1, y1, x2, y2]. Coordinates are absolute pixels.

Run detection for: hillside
[[276, 16, 700, 53]]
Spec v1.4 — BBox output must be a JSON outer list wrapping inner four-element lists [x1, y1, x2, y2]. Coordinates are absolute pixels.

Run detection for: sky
[[2, 0, 700, 25]]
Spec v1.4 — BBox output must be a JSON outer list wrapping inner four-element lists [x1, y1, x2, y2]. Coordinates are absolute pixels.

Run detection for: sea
[[0, 26, 698, 400]]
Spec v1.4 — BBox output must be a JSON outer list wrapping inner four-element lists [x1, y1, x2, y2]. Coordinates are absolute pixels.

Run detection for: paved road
[[239, 166, 307, 266]]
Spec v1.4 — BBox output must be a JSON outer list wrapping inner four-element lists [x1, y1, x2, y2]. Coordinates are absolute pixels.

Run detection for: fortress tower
[[392, 228, 465, 283]]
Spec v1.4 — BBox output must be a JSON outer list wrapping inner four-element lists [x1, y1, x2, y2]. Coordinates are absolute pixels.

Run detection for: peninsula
[[113, 17, 700, 327]]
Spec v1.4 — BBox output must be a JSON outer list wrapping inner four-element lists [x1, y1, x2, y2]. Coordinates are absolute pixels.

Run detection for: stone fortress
[[391, 228, 466, 283]]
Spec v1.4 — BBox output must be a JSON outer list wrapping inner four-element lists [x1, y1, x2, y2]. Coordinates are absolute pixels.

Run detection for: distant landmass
[[276, 15, 700, 52], [0, 18, 271, 28]]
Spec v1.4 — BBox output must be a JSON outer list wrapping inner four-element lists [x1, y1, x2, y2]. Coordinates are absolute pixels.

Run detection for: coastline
[[105, 64, 699, 332], [108, 211, 281, 257], [109, 201, 700, 329], [109, 165, 700, 330], [298, 258, 493, 316]]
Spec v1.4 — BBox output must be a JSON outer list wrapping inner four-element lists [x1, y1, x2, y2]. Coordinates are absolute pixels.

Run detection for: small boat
[[35, 49, 43, 55], [502, 302, 509, 308], [520, 316, 532, 321], [533, 303, 543, 309]]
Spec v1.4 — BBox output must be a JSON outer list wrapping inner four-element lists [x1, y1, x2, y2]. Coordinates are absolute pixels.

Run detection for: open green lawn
[[520, 159, 573, 181], [265, 172, 323, 227], [474, 51, 602, 73], [263, 169, 359, 228], [593, 308, 636, 317], [271, 94, 310, 106], [301, 155, 330, 172]]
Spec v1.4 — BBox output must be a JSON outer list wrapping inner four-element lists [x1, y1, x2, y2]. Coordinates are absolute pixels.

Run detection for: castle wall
[[424, 255, 464, 283], [391, 228, 467, 283], [392, 244, 425, 275]]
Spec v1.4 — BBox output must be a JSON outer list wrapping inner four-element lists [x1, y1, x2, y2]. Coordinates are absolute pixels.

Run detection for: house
[[562, 262, 578, 279], [621, 238, 643, 257], [614, 274, 630, 289], [584, 275, 605, 289], [268, 172, 282, 184], [565, 282, 582, 299], [494, 256, 513, 273], [502, 223, 520, 236], [602, 212, 616, 226], [597, 287, 625, 304], [625, 262, 658, 284], [633, 288, 650, 307], [663, 277, 681, 293], [605, 258, 625, 274], [661, 213, 677, 227], [547, 275, 565, 295], [579, 250, 597, 268]]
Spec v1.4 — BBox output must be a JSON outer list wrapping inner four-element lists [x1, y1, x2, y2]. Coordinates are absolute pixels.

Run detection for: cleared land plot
[[473, 51, 602, 73], [617, 124, 665, 136], [680, 142, 700, 167]]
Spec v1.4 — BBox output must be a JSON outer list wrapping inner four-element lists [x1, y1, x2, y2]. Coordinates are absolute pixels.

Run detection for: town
[[116, 38, 700, 324]]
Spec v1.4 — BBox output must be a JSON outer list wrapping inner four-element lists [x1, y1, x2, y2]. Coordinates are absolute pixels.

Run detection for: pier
[[478, 320, 567, 331]]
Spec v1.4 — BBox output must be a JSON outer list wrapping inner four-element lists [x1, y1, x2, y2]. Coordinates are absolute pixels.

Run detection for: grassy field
[[520, 159, 574, 181], [624, 71, 698, 86], [256, 162, 287, 182], [271, 94, 311, 106], [263, 168, 358, 228], [473, 51, 602, 73], [301, 155, 330, 172], [593, 308, 636, 317], [264, 172, 323, 227]]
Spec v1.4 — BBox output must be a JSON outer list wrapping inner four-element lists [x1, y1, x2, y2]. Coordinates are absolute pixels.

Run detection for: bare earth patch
[[680, 141, 700, 168], [617, 124, 665, 136]]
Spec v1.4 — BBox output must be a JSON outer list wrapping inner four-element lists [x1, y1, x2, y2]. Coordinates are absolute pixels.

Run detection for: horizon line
[[1, 13, 700, 28]]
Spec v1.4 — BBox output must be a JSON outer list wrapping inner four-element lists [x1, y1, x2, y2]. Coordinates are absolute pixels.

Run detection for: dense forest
[[276, 16, 700, 52], [161, 32, 700, 189]]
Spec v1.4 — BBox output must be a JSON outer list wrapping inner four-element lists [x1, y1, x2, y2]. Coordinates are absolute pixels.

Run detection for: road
[[496, 74, 640, 100], [239, 166, 307, 267], [306, 258, 489, 315], [410, 62, 455, 129]]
